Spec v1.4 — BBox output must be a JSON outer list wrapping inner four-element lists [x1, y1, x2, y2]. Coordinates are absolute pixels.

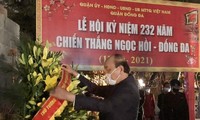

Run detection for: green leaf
[[71, 89, 79, 94], [80, 86, 87, 91], [33, 45, 37, 58], [45, 40, 52, 48], [18, 57, 25, 65], [32, 105, 36, 110], [28, 100, 36, 105], [33, 63, 38, 68], [26, 104, 31, 109], [22, 53, 25, 63], [37, 47, 42, 57], [25, 115, 31, 119], [39, 66, 43, 73], [27, 74, 31, 81]]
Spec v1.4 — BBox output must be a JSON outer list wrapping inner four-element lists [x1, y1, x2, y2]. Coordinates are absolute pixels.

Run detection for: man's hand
[[62, 64, 78, 77], [50, 87, 75, 102]]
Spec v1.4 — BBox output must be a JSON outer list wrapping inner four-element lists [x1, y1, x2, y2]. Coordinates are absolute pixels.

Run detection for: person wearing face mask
[[164, 79, 189, 120], [143, 87, 155, 120], [50, 54, 139, 120], [157, 82, 171, 120], [105, 67, 121, 85]]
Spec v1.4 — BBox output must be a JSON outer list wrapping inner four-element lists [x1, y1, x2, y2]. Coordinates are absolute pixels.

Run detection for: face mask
[[105, 68, 120, 85], [145, 89, 150, 93], [172, 88, 179, 93], [163, 87, 171, 92]]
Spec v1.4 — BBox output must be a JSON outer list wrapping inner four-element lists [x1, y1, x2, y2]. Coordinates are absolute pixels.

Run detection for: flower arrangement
[[17, 38, 88, 119]]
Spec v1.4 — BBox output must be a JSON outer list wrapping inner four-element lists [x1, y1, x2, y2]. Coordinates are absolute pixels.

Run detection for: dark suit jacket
[[157, 93, 167, 120], [74, 75, 139, 120], [164, 92, 189, 120]]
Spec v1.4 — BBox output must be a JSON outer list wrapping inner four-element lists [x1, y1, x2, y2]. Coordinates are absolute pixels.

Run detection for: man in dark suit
[[164, 79, 189, 120], [157, 82, 171, 120], [51, 54, 140, 120]]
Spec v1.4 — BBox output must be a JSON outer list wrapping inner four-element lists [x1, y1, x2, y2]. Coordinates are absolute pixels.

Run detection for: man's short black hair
[[113, 54, 130, 74], [170, 79, 180, 87]]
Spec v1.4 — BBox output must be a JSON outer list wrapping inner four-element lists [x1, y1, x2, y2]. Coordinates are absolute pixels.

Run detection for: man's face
[[163, 83, 171, 92], [104, 57, 120, 80], [104, 57, 115, 74], [164, 84, 171, 89]]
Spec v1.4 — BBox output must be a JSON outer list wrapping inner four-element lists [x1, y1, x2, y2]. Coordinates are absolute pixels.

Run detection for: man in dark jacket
[[51, 54, 140, 120], [164, 79, 189, 120], [157, 82, 171, 120]]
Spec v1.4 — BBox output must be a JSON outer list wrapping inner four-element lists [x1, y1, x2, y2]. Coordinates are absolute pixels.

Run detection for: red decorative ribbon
[[33, 69, 71, 120]]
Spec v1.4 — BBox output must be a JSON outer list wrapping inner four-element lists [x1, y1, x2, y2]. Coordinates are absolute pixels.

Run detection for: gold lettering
[[41, 108, 47, 116], [46, 98, 57, 109]]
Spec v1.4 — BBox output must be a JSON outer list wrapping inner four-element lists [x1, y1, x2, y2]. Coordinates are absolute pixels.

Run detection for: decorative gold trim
[[75, 65, 200, 72], [198, 9, 200, 71], [36, 0, 42, 40], [117, 0, 200, 8]]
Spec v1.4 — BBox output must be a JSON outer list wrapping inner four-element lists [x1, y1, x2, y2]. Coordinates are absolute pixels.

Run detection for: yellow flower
[[35, 73, 43, 86], [32, 71, 37, 78], [37, 97, 46, 107], [51, 67, 61, 76], [53, 68, 59, 74], [37, 102, 42, 107], [42, 97, 46, 102], [44, 75, 58, 91], [41, 58, 53, 67], [67, 80, 80, 91], [28, 55, 33, 65], [42, 47, 48, 59]]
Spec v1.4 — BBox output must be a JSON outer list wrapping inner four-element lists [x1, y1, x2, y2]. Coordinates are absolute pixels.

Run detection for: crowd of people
[[138, 79, 189, 120], [50, 54, 189, 120]]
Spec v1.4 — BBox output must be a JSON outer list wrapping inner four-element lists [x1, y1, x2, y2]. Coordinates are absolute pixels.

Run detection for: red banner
[[37, 0, 200, 72], [33, 69, 71, 120]]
